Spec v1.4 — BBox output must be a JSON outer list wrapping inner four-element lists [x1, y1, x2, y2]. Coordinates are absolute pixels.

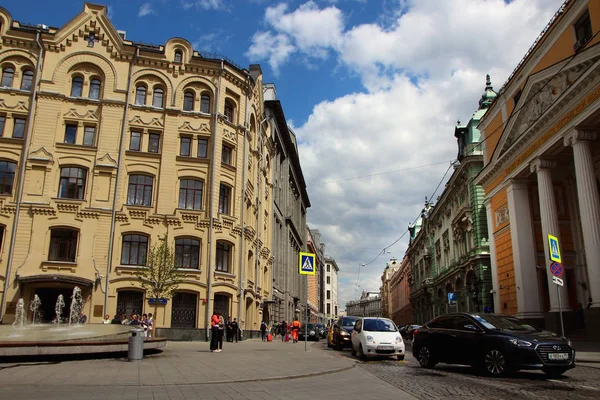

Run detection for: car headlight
[[340, 330, 349, 336], [509, 338, 533, 347], [366, 335, 376, 344], [395, 336, 403, 344], [567, 339, 572, 347], [310, 331, 315, 335]]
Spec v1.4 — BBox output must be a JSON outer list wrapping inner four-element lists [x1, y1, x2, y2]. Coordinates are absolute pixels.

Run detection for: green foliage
[[136, 234, 182, 300]]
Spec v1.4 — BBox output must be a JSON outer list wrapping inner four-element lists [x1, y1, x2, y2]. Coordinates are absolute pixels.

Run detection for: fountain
[[29, 294, 41, 325], [68, 286, 83, 327], [12, 299, 25, 330], [55, 294, 65, 326]]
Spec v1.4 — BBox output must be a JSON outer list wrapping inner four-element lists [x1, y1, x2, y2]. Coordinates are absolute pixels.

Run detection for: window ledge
[[124, 204, 153, 211], [221, 163, 236, 172], [53, 197, 86, 204], [175, 156, 210, 164], [178, 268, 201, 273], [215, 270, 234, 278], [55, 142, 97, 152], [67, 96, 101, 104], [126, 150, 162, 159], [130, 103, 164, 112], [0, 86, 32, 95], [177, 208, 205, 214], [41, 260, 77, 272], [0, 137, 24, 144]]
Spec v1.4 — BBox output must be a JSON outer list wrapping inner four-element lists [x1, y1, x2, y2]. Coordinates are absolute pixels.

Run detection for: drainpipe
[[103, 47, 138, 316], [0, 31, 44, 323], [237, 76, 250, 326], [255, 117, 267, 323], [205, 60, 224, 341]]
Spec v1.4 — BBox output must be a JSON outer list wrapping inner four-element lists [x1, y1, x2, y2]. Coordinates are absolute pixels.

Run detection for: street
[[322, 341, 600, 400]]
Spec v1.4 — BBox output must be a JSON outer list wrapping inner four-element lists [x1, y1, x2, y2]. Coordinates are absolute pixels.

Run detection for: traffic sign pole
[[548, 234, 565, 338], [557, 285, 565, 338]]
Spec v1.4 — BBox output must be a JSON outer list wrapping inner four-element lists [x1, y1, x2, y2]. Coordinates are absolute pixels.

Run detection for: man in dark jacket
[[280, 320, 287, 342], [111, 314, 121, 324], [230, 318, 239, 342]]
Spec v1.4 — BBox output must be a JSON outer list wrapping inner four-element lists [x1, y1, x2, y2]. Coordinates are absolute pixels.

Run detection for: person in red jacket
[[210, 311, 221, 352]]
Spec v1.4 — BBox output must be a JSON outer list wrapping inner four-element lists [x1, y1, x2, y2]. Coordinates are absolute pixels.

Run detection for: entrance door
[[214, 294, 230, 320], [171, 292, 197, 328], [116, 290, 143, 317], [35, 287, 74, 322]]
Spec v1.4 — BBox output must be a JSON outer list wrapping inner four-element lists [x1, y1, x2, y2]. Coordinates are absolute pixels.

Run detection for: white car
[[350, 317, 405, 360]]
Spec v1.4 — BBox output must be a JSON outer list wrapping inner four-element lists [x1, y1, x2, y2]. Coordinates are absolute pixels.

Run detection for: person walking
[[260, 321, 267, 342], [280, 320, 287, 342], [230, 318, 239, 342], [210, 311, 220, 352], [290, 318, 301, 343], [218, 314, 225, 351]]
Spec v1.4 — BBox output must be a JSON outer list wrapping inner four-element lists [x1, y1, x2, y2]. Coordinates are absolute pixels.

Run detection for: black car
[[412, 313, 575, 377], [332, 316, 360, 350], [315, 323, 327, 339], [298, 323, 320, 341], [400, 324, 420, 341]]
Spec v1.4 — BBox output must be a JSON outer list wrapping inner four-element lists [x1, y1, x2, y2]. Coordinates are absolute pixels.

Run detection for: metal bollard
[[128, 328, 144, 361]]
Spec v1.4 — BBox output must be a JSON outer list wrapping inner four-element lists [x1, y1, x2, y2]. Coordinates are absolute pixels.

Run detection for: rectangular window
[[197, 138, 208, 158], [218, 183, 230, 214], [127, 175, 153, 207], [83, 126, 96, 146], [574, 10, 592, 48], [58, 167, 86, 200], [13, 118, 26, 139], [148, 133, 160, 153], [180, 136, 191, 156], [0, 116, 5, 137], [222, 145, 232, 165], [49, 229, 78, 262], [64, 124, 77, 144], [179, 179, 203, 210], [327, 265, 330, 272], [327, 290, 331, 300], [121, 234, 148, 265], [175, 238, 200, 269], [327, 304, 331, 315], [129, 131, 141, 151], [327, 276, 330, 284], [0, 160, 17, 195], [216, 242, 230, 272]]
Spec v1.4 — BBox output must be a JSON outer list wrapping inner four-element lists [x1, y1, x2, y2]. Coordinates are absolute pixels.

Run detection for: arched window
[[49, 228, 78, 262], [179, 179, 203, 210], [70, 76, 83, 97], [135, 85, 147, 105], [121, 234, 148, 265], [174, 50, 183, 63], [1, 67, 14, 88], [89, 78, 101, 100], [200, 94, 211, 113], [152, 87, 164, 108], [0, 160, 17, 195], [127, 174, 153, 206], [20, 70, 34, 91], [224, 100, 234, 122], [216, 241, 231, 272], [175, 238, 200, 269], [58, 167, 87, 200], [183, 91, 194, 111]]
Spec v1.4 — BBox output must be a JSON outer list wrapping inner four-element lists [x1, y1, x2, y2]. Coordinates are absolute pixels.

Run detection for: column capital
[[564, 128, 598, 147], [530, 158, 556, 174], [507, 178, 529, 192]]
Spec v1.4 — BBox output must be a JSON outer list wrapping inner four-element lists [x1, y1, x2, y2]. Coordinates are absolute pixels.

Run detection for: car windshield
[[363, 319, 397, 332], [472, 314, 539, 331], [305, 324, 315, 329], [341, 317, 359, 327]]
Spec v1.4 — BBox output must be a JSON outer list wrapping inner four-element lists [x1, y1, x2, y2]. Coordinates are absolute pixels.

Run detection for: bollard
[[128, 328, 144, 361]]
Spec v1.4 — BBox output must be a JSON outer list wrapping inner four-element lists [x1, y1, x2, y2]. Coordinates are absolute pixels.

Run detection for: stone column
[[507, 180, 543, 320], [530, 159, 570, 312], [484, 199, 500, 313], [564, 130, 600, 308]]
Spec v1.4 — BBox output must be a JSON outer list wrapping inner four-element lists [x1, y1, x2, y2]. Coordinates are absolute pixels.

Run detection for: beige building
[[380, 258, 400, 319], [0, 3, 274, 339]]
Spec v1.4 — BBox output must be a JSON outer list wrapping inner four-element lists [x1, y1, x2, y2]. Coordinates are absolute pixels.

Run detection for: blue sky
[[2, 0, 565, 309]]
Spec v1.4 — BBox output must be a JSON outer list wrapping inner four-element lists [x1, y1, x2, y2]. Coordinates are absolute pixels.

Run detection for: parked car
[[412, 312, 575, 377], [400, 324, 421, 341], [332, 316, 360, 350], [316, 323, 327, 339], [298, 323, 320, 341], [350, 317, 405, 360]]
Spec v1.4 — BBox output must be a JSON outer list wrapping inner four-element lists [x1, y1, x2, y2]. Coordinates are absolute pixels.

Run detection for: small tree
[[136, 234, 182, 337]]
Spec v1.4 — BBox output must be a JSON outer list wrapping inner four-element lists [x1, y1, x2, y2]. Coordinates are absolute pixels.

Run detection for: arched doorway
[[116, 290, 143, 318], [171, 292, 198, 328]]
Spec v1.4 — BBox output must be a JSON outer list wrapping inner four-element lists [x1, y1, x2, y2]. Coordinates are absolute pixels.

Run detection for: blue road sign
[[299, 252, 316, 275], [448, 292, 456, 305], [548, 234, 561, 263]]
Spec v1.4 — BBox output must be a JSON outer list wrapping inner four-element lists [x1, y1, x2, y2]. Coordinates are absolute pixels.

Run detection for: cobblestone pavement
[[321, 343, 600, 400]]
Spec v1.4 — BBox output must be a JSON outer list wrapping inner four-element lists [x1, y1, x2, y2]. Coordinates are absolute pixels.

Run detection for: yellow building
[[0, 3, 274, 339], [476, 0, 600, 337]]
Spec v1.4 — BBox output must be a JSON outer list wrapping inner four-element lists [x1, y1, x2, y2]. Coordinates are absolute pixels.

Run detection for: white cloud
[[247, 0, 564, 310], [182, 0, 226, 11], [138, 2, 154, 17]]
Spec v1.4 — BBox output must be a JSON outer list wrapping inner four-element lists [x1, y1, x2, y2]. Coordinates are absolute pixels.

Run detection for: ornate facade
[[409, 78, 494, 325], [0, 3, 274, 339], [390, 255, 412, 327], [346, 291, 381, 318], [476, 0, 600, 337]]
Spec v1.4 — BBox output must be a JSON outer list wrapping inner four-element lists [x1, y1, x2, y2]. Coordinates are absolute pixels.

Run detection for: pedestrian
[[102, 314, 111, 324], [260, 321, 267, 341], [230, 318, 239, 342], [111, 314, 121, 324], [226, 318, 232, 342], [290, 318, 301, 343], [129, 314, 141, 326], [280, 320, 287, 342], [121, 314, 128, 325], [272, 321, 279, 338], [141, 313, 149, 337], [147, 313, 153, 338], [210, 311, 220, 352], [218, 314, 225, 351]]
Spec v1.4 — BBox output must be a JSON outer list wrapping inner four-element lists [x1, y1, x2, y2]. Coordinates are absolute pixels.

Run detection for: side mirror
[[464, 324, 479, 332]]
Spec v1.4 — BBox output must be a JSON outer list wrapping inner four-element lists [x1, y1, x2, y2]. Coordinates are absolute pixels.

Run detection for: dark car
[[412, 312, 575, 377], [400, 324, 420, 341], [332, 316, 360, 350], [298, 323, 320, 341], [315, 323, 327, 339]]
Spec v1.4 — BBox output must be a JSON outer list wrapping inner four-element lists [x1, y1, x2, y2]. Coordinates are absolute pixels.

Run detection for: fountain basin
[[0, 324, 166, 357]]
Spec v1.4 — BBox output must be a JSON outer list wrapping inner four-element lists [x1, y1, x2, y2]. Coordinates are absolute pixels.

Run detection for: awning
[[18, 274, 94, 288]]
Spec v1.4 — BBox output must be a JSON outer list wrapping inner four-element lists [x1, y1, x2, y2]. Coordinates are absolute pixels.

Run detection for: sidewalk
[[572, 341, 600, 366]]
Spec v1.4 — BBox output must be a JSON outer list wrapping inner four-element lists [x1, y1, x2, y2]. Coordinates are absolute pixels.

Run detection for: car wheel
[[397, 355, 405, 361], [484, 349, 507, 376], [417, 345, 436, 368], [543, 368, 568, 378], [358, 344, 366, 360]]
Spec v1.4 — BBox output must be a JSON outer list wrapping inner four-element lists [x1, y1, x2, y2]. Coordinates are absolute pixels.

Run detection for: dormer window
[[174, 50, 183, 63]]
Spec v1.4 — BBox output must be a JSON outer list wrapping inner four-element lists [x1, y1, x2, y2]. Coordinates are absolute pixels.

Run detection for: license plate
[[548, 353, 569, 360], [378, 346, 394, 351]]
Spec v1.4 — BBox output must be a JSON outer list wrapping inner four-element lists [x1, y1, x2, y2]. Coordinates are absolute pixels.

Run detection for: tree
[[136, 234, 182, 337]]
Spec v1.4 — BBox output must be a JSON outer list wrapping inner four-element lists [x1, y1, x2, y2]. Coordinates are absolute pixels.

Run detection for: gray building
[[265, 84, 310, 324], [346, 291, 382, 318]]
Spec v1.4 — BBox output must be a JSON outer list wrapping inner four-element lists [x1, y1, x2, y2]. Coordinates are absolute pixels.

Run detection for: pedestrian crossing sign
[[299, 252, 316, 275], [547, 234, 561, 263]]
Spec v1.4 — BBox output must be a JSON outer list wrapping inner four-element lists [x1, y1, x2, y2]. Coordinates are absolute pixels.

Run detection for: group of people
[[104, 313, 154, 337], [209, 311, 240, 352], [263, 319, 302, 343]]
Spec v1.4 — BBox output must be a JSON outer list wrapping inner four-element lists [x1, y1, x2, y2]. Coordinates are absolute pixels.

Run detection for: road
[[320, 341, 600, 400]]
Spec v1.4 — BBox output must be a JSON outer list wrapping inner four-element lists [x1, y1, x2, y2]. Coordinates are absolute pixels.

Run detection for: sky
[[3, 0, 566, 310]]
